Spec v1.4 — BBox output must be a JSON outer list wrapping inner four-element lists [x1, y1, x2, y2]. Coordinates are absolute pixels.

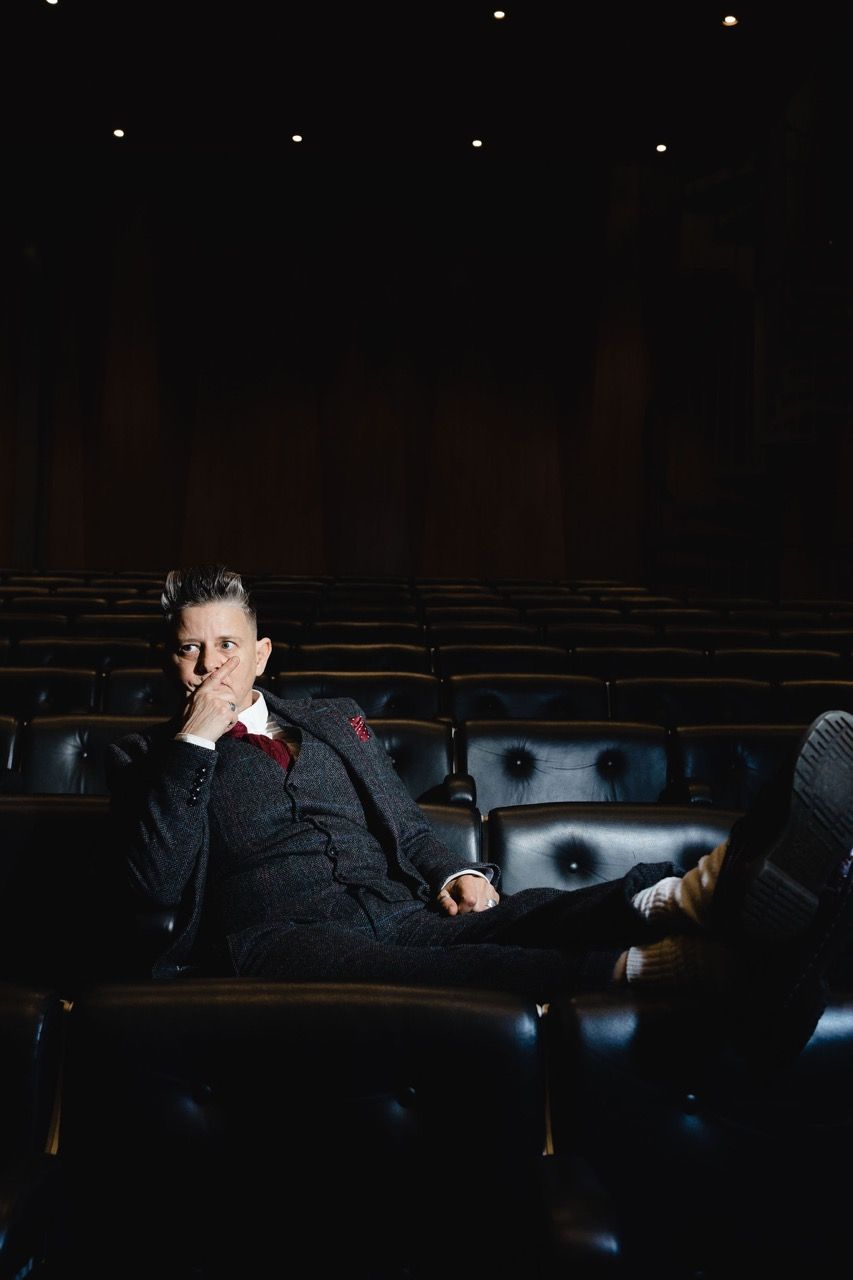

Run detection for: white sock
[[624, 935, 736, 994], [631, 841, 729, 932]]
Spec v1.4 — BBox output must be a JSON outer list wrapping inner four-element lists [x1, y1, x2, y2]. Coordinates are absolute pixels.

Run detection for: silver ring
[[228, 701, 236, 712], [486, 899, 497, 908]]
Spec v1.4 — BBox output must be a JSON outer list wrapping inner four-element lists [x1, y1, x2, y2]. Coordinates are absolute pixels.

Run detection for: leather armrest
[[416, 772, 477, 807]]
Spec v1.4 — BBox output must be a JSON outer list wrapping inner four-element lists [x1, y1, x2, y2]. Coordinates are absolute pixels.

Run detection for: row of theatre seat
[[1, 792, 852, 1279], [0, 710, 835, 813], [7, 633, 853, 678], [3, 663, 853, 721]]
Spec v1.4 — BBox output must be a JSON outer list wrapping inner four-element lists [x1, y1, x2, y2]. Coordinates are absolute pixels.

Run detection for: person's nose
[[194, 647, 222, 676]]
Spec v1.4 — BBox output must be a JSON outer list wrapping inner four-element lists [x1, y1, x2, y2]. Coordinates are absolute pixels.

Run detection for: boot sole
[[740, 710, 853, 939]]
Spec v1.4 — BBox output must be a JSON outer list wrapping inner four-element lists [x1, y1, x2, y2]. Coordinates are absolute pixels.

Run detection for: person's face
[[168, 603, 272, 713]]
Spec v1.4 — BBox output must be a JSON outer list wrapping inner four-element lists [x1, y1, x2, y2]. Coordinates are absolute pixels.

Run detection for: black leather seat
[[7, 596, 109, 615], [624, 608, 724, 630], [778, 629, 853, 658], [433, 644, 570, 677], [568, 646, 709, 679], [710, 647, 844, 680], [456, 721, 670, 812], [418, 802, 483, 864], [609, 677, 776, 727], [444, 673, 609, 723], [1, 616, 69, 640], [660, 625, 773, 650], [545, 623, 657, 648], [0, 668, 99, 719], [669, 723, 804, 809], [102, 668, 183, 716], [17, 715, 164, 795], [422, 605, 521, 624], [426, 622, 540, 646], [286, 643, 433, 673], [305, 620, 425, 645], [69, 613, 164, 640], [314, 602, 419, 621], [56, 980, 618, 1280], [549, 989, 853, 1278], [487, 802, 740, 894], [776, 679, 853, 722], [727, 609, 817, 634], [368, 718, 460, 803], [16, 637, 154, 671], [524, 608, 625, 629], [272, 670, 442, 719]]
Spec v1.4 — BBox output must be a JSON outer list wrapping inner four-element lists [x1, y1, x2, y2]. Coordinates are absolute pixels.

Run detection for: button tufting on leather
[[597, 750, 625, 777], [507, 750, 533, 777]]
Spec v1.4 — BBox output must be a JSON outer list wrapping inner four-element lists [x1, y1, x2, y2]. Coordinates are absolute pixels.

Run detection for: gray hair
[[160, 566, 256, 629]]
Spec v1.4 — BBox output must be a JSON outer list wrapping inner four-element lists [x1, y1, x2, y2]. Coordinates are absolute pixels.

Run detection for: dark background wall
[[2, 2, 852, 595]]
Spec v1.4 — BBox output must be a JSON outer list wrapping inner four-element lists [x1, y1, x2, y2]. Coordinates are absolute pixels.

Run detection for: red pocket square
[[349, 715, 370, 742]]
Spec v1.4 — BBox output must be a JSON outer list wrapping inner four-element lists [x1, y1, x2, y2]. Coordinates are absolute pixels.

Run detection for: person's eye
[[221, 640, 236, 650], [178, 644, 198, 655]]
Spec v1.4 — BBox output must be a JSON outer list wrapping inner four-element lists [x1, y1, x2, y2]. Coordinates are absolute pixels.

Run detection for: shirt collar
[[239, 689, 270, 735]]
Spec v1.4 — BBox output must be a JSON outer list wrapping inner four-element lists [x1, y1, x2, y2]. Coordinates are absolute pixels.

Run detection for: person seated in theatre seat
[[107, 565, 853, 1061]]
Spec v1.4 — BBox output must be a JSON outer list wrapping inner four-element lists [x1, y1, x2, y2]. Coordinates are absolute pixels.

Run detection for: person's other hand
[[178, 655, 241, 742], [437, 874, 500, 915]]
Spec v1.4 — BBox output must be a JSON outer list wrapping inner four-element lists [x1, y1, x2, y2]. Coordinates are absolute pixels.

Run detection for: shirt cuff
[[438, 868, 493, 894], [174, 733, 217, 750]]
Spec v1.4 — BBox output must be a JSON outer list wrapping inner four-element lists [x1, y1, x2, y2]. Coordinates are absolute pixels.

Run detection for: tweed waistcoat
[[209, 724, 418, 936]]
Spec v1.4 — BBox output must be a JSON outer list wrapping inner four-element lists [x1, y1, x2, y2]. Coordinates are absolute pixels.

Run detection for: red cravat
[[227, 718, 292, 770]]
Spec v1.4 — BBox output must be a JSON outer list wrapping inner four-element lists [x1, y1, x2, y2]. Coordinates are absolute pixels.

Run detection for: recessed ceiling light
[[113, 129, 125, 138], [45, 1, 59, 6], [472, 139, 483, 148], [656, 143, 667, 153], [493, 9, 506, 17], [722, 15, 739, 25], [292, 134, 303, 143]]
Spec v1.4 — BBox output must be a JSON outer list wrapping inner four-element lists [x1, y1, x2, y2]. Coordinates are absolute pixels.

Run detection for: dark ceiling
[[2, 1, 842, 171]]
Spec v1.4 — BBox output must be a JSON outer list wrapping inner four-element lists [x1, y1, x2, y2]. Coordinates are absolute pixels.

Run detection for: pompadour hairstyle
[[160, 566, 256, 628]]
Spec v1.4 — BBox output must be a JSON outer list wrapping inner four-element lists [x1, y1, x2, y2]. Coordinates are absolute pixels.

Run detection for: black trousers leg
[[237, 861, 675, 1003]]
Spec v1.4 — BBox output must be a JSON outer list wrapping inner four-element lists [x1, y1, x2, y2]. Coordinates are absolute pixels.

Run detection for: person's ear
[[255, 636, 272, 675]]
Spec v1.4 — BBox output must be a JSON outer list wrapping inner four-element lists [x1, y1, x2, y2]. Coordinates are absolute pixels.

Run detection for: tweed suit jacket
[[106, 691, 498, 978]]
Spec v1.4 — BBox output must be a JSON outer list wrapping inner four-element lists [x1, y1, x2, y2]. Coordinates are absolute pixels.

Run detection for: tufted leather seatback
[[711, 647, 844, 681], [550, 990, 853, 1277], [434, 644, 570, 677], [288, 642, 433, 673], [58, 981, 553, 1279], [609, 676, 776, 726], [368, 718, 455, 801], [776, 678, 853, 721], [273, 670, 442, 719], [456, 720, 670, 812], [487, 803, 740, 893], [19, 715, 165, 795], [670, 723, 804, 809], [568, 646, 710, 679], [445, 673, 609, 723], [16, 637, 154, 671], [102, 668, 184, 716], [0, 668, 99, 719]]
